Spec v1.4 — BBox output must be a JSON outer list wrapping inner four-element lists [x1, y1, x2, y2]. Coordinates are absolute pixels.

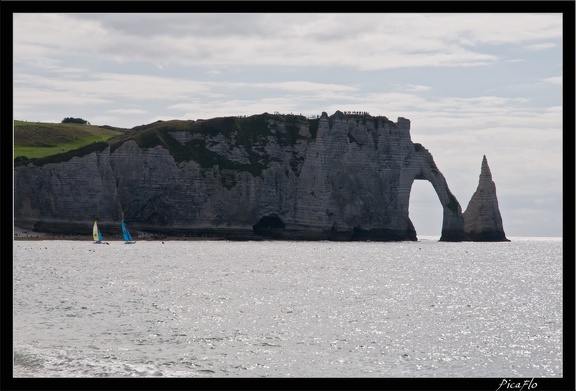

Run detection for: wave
[[13, 342, 187, 378]]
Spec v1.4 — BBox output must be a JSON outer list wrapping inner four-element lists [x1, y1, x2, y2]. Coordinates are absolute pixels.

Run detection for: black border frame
[[2, 2, 574, 390]]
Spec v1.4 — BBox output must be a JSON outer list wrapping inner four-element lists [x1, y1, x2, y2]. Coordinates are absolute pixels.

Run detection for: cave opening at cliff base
[[253, 214, 286, 238]]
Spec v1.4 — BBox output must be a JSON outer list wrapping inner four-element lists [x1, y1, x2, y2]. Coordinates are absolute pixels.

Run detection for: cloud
[[401, 84, 433, 93], [14, 86, 112, 108], [15, 71, 213, 103], [262, 81, 358, 93], [525, 43, 557, 50], [14, 13, 562, 71], [108, 108, 148, 115], [541, 76, 562, 85]]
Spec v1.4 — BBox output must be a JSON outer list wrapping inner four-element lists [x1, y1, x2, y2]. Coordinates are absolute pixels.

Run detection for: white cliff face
[[463, 156, 509, 241], [14, 112, 483, 241], [13, 147, 123, 234]]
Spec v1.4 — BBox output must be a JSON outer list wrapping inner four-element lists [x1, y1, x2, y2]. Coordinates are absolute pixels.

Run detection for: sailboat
[[121, 220, 136, 244], [93, 221, 105, 244]]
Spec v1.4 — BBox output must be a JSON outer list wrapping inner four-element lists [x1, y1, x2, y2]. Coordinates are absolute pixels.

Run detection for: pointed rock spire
[[463, 155, 509, 241], [480, 155, 492, 180]]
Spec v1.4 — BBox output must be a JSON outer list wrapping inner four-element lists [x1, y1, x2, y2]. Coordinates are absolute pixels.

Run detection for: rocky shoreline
[[13, 224, 283, 242], [13, 226, 223, 241]]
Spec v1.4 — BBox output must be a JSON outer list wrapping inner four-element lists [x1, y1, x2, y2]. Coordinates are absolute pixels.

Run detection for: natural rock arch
[[407, 144, 465, 241]]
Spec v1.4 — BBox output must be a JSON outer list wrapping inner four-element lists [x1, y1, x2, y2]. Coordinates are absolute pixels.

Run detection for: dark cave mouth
[[253, 214, 286, 236]]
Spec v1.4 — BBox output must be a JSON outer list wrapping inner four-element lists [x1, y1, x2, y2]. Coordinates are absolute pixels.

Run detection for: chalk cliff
[[14, 111, 474, 241], [463, 156, 509, 241]]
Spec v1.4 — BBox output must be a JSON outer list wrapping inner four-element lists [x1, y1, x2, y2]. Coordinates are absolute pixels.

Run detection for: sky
[[12, 12, 565, 237]]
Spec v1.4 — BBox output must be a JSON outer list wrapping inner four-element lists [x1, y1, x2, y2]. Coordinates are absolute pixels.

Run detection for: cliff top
[[15, 111, 410, 168]]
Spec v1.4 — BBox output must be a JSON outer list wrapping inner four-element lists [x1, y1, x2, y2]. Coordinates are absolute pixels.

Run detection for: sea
[[12, 237, 563, 380]]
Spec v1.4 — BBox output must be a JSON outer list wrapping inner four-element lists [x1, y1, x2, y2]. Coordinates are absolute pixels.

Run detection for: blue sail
[[121, 220, 133, 242]]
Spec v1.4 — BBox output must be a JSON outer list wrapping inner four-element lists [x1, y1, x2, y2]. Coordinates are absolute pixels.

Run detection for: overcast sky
[[12, 12, 563, 237]]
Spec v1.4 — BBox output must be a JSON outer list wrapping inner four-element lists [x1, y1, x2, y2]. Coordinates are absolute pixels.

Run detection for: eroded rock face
[[14, 111, 473, 241], [463, 156, 509, 241]]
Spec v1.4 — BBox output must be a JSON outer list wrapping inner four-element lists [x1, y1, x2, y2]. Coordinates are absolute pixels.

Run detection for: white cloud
[[402, 84, 433, 93], [526, 43, 556, 50], [14, 13, 562, 71], [108, 108, 148, 115], [14, 87, 112, 107], [541, 76, 562, 85]]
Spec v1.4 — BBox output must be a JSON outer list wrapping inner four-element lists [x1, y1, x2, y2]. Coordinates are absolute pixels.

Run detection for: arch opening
[[409, 180, 443, 240]]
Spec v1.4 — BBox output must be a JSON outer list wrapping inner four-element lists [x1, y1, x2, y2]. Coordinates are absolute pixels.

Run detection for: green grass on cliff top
[[14, 120, 126, 159], [13, 113, 324, 168]]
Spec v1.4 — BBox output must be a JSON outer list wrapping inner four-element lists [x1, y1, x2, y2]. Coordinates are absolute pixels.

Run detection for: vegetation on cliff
[[15, 112, 399, 178], [61, 117, 90, 125], [15, 113, 315, 173], [14, 120, 126, 163]]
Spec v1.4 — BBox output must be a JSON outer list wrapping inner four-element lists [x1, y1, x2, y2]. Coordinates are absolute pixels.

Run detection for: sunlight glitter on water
[[13, 238, 562, 377]]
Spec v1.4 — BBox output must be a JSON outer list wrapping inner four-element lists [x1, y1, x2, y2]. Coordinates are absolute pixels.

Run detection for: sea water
[[12, 237, 563, 378]]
